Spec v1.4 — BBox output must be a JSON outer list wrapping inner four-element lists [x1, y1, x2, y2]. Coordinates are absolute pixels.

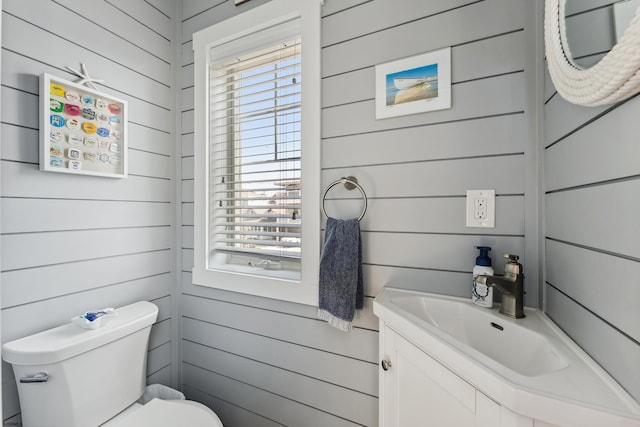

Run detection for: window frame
[[192, 0, 322, 306]]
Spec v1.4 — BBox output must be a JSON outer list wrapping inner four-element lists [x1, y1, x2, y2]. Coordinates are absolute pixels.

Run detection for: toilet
[[2, 301, 223, 427]]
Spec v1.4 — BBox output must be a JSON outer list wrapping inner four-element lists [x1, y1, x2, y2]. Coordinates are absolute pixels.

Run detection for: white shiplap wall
[[544, 0, 640, 403], [1, 0, 177, 424], [179, 0, 537, 425]]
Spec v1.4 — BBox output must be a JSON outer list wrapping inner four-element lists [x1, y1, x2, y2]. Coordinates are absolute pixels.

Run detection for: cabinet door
[[380, 326, 478, 426], [476, 391, 502, 427]]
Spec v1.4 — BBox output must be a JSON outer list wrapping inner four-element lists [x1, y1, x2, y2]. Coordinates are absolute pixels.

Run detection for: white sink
[[392, 294, 568, 376], [374, 288, 640, 426]]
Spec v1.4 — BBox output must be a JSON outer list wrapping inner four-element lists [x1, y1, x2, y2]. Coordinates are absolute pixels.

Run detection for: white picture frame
[[375, 47, 452, 119], [40, 73, 128, 178]]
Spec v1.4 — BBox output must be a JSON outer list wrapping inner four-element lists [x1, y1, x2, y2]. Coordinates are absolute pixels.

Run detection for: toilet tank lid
[[2, 301, 159, 366]]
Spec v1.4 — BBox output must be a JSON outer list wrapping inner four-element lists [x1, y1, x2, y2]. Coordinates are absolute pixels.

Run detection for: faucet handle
[[503, 253, 523, 276], [504, 253, 519, 262]]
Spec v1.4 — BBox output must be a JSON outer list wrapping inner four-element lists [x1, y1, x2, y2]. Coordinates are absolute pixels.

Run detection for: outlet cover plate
[[466, 189, 495, 228]]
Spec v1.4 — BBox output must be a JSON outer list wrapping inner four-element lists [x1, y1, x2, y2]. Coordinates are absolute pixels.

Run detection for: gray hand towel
[[317, 217, 364, 332]]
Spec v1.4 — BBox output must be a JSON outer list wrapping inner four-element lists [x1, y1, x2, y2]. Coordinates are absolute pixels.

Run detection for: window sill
[[210, 262, 301, 281], [192, 265, 318, 306]]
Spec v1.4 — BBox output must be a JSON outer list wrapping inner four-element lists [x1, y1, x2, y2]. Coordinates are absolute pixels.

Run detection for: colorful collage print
[[47, 79, 124, 175]]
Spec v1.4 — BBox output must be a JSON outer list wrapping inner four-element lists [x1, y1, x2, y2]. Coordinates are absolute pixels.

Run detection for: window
[[210, 27, 302, 273], [192, 0, 322, 305]]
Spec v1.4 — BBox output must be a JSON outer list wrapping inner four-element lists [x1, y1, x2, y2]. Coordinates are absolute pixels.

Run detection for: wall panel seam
[[451, 28, 524, 48], [182, 361, 371, 426], [320, 194, 524, 200], [182, 338, 378, 397], [544, 93, 640, 149], [544, 237, 640, 263], [2, 224, 172, 236], [131, 121, 172, 133], [0, 82, 36, 96], [1, 250, 172, 274], [322, 152, 525, 170], [144, 0, 171, 20], [359, 230, 525, 238], [2, 10, 171, 88], [148, 363, 172, 378], [321, 111, 525, 140], [180, 1, 226, 24], [321, 0, 485, 49], [456, 69, 524, 86], [545, 174, 640, 194], [52, 0, 171, 59], [368, 263, 469, 274], [545, 282, 640, 346], [181, 314, 377, 360], [103, 0, 171, 43], [0, 122, 38, 132], [321, 0, 374, 19], [0, 196, 172, 204], [181, 383, 285, 426], [131, 147, 171, 157]]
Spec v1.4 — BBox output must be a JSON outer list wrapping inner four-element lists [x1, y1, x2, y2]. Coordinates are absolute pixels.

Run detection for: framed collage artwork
[[40, 73, 128, 178]]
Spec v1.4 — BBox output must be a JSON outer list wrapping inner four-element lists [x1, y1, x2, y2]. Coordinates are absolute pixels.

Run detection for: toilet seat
[[103, 398, 223, 427]]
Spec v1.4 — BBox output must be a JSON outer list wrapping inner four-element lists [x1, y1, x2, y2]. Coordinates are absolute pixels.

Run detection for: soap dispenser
[[472, 246, 494, 307]]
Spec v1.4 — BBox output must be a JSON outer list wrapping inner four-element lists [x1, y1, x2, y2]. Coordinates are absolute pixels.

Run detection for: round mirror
[[545, 0, 640, 106], [564, 1, 627, 68]]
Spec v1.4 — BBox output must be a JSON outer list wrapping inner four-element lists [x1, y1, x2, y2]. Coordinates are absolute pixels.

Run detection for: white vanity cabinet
[[379, 325, 557, 427], [374, 289, 640, 427]]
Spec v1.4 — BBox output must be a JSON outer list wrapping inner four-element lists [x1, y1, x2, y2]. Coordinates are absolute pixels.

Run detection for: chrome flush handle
[[20, 372, 48, 383]]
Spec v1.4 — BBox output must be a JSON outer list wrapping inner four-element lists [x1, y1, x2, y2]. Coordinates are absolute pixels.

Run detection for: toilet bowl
[[103, 399, 223, 427], [2, 301, 223, 427]]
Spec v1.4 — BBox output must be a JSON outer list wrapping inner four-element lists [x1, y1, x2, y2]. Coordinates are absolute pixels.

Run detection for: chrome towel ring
[[322, 176, 367, 221]]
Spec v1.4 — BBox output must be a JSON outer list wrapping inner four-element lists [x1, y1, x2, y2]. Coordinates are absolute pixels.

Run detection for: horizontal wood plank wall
[[543, 1, 640, 403], [180, 0, 531, 425], [0, 0, 176, 424]]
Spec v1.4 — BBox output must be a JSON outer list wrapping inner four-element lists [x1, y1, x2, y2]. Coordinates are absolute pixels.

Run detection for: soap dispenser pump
[[472, 246, 494, 307]]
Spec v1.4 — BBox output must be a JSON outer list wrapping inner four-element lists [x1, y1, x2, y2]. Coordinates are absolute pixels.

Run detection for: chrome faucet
[[476, 253, 525, 319]]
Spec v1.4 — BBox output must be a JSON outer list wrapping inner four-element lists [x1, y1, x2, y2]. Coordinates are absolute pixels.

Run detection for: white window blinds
[[209, 20, 302, 264]]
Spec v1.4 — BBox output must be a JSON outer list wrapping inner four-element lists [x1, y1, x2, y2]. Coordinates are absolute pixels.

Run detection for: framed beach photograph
[[40, 73, 128, 178], [375, 47, 451, 119]]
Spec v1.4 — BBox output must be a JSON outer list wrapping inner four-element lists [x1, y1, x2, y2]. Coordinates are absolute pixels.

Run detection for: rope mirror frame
[[544, 0, 640, 106]]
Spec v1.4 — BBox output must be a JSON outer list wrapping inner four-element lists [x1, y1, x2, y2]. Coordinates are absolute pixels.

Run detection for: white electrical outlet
[[474, 197, 487, 219], [466, 190, 495, 228]]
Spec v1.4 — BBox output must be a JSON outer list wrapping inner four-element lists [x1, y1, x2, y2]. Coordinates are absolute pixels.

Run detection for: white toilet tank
[[2, 301, 159, 427]]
